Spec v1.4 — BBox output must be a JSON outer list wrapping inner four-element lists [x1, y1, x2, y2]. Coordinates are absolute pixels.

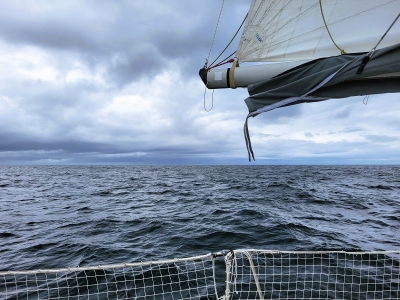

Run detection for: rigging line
[[204, 87, 214, 112], [357, 12, 400, 74], [363, 95, 370, 105], [207, 51, 236, 70], [206, 0, 225, 67], [208, 13, 248, 68], [319, 0, 346, 55], [371, 12, 400, 53]]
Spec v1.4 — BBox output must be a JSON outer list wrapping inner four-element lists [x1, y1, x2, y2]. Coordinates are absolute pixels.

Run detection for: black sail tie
[[357, 12, 400, 74], [244, 113, 255, 161]]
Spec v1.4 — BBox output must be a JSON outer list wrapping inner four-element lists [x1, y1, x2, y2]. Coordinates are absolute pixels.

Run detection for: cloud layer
[[0, 1, 399, 164]]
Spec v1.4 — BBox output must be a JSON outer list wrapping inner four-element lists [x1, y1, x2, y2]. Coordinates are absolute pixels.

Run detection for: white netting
[[226, 250, 400, 300], [0, 254, 220, 300], [1, 250, 399, 300]]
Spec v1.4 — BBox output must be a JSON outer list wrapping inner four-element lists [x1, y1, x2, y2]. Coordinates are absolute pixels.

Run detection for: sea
[[0, 165, 399, 298], [1, 165, 399, 271]]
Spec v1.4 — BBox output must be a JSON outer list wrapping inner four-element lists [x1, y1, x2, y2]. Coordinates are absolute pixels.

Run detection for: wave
[[0, 165, 399, 271], [368, 184, 393, 190], [0, 232, 15, 238]]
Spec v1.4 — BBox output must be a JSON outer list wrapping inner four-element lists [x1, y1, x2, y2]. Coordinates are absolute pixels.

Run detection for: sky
[[0, 0, 399, 165]]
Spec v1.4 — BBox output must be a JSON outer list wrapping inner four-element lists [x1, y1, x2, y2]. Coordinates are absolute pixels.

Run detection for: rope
[[363, 95, 370, 105], [319, 0, 346, 55], [241, 251, 264, 300], [206, 0, 225, 68], [212, 257, 220, 300], [208, 13, 248, 68], [204, 87, 214, 112], [357, 12, 400, 74], [371, 12, 400, 52], [223, 251, 234, 300], [207, 52, 236, 70]]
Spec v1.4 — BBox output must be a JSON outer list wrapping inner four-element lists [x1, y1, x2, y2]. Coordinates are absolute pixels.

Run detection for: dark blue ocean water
[[0, 165, 399, 273]]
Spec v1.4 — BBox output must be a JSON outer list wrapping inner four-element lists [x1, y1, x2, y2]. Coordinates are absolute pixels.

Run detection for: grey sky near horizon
[[0, 0, 399, 165]]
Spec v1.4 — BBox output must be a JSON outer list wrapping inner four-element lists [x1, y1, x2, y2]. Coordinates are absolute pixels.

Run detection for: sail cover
[[237, 0, 400, 62], [244, 42, 400, 160], [245, 43, 400, 115]]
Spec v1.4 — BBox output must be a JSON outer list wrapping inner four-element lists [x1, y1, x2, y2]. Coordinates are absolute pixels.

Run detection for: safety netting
[[1, 249, 399, 299]]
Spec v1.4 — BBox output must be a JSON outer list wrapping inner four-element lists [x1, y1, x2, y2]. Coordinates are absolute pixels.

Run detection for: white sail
[[237, 0, 400, 62]]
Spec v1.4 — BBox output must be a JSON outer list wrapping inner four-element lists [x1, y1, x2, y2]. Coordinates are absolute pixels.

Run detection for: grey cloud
[[1, 1, 399, 164], [257, 133, 280, 138], [254, 137, 400, 161], [0, 133, 245, 165], [363, 135, 399, 143], [0, 4, 107, 53], [254, 104, 304, 124], [0, 1, 245, 88], [331, 107, 352, 119], [304, 132, 314, 138], [107, 47, 163, 85], [328, 126, 364, 135], [0, 139, 106, 153], [340, 127, 364, 133], [0, 80, 106, 130]]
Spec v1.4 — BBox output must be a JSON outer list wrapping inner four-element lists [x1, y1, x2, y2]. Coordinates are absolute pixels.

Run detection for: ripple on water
[[0, 165, 398, 271]]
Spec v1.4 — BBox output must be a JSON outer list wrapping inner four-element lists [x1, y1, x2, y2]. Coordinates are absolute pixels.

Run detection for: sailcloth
[[238, 0, 400, 160], [237, 0, 400, 62]]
